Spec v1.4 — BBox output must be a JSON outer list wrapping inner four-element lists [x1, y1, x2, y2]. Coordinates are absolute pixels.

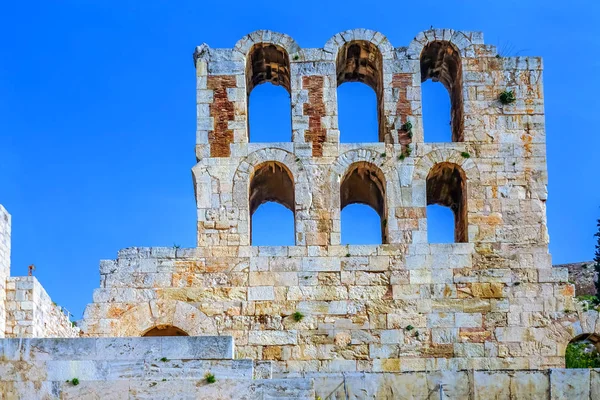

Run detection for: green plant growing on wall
[[565, 340, 600, 368], [205, 373, 216, 384], [499, 90, 516, 105], [160, 357, 168, 362], [461, 152, 471, 159], [292, 311, 305, 322], [576, 295, 600, 312], [69, 378, 79, 386], [401, 121, 414, 139]]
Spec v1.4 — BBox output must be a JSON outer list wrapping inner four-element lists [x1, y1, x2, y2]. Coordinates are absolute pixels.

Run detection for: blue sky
[[0, 0, 598, 318]]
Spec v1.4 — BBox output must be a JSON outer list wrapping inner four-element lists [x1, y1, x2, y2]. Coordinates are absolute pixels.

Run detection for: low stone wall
[[4, 277, 79, 338], [80, 246, 578, 373], [0, 205, 12, 337], [1, 336, 600, 399], [311, 369, 600, 399], [0, 336, 314, 399]]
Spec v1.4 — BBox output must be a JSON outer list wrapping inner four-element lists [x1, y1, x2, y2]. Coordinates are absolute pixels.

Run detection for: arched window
[[336, 41, 384, 143], [420, 41, 463, 142], [246, 44, 292, 142], [249, 162, 295, 245], [340, 162, 387, 244], [426, 162, 468, 243], [143, 326, 189, 337], [566, 334, 600, 368]]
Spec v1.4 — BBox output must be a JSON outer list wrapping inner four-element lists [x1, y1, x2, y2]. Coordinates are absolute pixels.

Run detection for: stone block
[[248, 331, 298, 345]]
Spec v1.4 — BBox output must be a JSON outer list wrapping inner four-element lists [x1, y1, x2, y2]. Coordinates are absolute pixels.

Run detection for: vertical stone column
[[291, 56, 338, 157], [0, 205, 12, 337]]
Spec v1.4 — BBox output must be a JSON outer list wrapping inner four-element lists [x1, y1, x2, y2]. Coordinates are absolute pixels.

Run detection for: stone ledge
[[0, 336, 234, 361]]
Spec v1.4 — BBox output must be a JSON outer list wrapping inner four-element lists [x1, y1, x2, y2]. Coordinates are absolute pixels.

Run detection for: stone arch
[[413, 149, 479, 183], [407, 29, 484, 59], [332, 149, 398, 244], [419, 39, 464, 142], [233, 30, 302, 61], [340, 161, 388, 243], [232, 148, 311, 245], [426, 162, 468, 242], [114, 300, 216, 337], [332, 148, 396, 178], [413, 150, 479, 243], [324, 29, 394, 60]]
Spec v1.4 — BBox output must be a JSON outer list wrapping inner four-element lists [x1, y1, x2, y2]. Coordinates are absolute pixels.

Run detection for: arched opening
[[566, 334, 600, 368], [143, 325, 189, 337], [341, 204, 382, 244], [340, 162, 387, 244], [420, 41, 463, 142], [252, 202, 295, 246], [246, 44, 292, 142], [426, 162, 468, 243], [427, 204, 456, 243], [336, 41, 384, 143], [249, 162, 295, 245]]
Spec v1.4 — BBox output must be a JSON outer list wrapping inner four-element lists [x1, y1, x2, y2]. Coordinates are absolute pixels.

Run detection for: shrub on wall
[[565, 341, 600, 368]]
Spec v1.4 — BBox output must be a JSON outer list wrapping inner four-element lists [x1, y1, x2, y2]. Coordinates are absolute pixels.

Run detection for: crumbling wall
[[557, 261, 596, 296], [0, 205, 11, 337], [5, 276, 78, 338]]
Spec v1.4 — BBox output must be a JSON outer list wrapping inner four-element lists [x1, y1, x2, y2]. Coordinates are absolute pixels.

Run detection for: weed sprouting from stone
[[292, 311, 305, 322], [205, 373, 216, 384], [499, 90, 516, 105]]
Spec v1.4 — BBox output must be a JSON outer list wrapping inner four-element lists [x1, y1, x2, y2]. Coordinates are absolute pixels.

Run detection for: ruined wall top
[[192, 28, 544, 160]]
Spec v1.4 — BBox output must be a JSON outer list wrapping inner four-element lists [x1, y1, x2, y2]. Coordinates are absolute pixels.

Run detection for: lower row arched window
[[248, 161, 468, 245], [143, 325, 189, 337]]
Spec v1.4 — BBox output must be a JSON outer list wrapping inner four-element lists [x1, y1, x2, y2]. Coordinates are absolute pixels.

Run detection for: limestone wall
[[192, 28, 548, 249], [0, 336, 314, 400], [1, 336, 600, 399], [312, 369, 600, 399], [0, 205, 11, 337], [4, 276, 79, 338], [79, 246, 580, 374]]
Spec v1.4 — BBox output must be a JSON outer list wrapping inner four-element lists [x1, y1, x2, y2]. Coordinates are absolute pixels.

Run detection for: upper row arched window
[[243, 40, 463, 144], [246, 44, 292, 143], [250, 161, 467, 246], [420, 41, 464, 142]]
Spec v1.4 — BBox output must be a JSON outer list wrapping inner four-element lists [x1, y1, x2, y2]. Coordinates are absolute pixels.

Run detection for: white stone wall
[[0, 205, 11, 337], [5, 276, 78, 338]]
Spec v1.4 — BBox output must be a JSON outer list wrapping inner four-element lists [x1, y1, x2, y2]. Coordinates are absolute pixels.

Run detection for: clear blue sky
[[0, 1, 598, 319]]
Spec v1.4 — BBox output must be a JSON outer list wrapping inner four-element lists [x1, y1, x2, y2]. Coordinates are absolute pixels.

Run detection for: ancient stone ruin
[[1, 28, 599, 399]]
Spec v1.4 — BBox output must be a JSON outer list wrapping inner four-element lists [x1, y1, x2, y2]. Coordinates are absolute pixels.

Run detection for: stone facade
[[0, 28, 598, 398], [4, 276, 78, 338], [2, 338, 600, 399], [78, 28, 585, 375], [0, 205, 10, 337]]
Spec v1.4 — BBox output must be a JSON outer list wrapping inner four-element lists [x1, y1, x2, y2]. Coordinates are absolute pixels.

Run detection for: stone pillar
[[0, 205, 12, 337]]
